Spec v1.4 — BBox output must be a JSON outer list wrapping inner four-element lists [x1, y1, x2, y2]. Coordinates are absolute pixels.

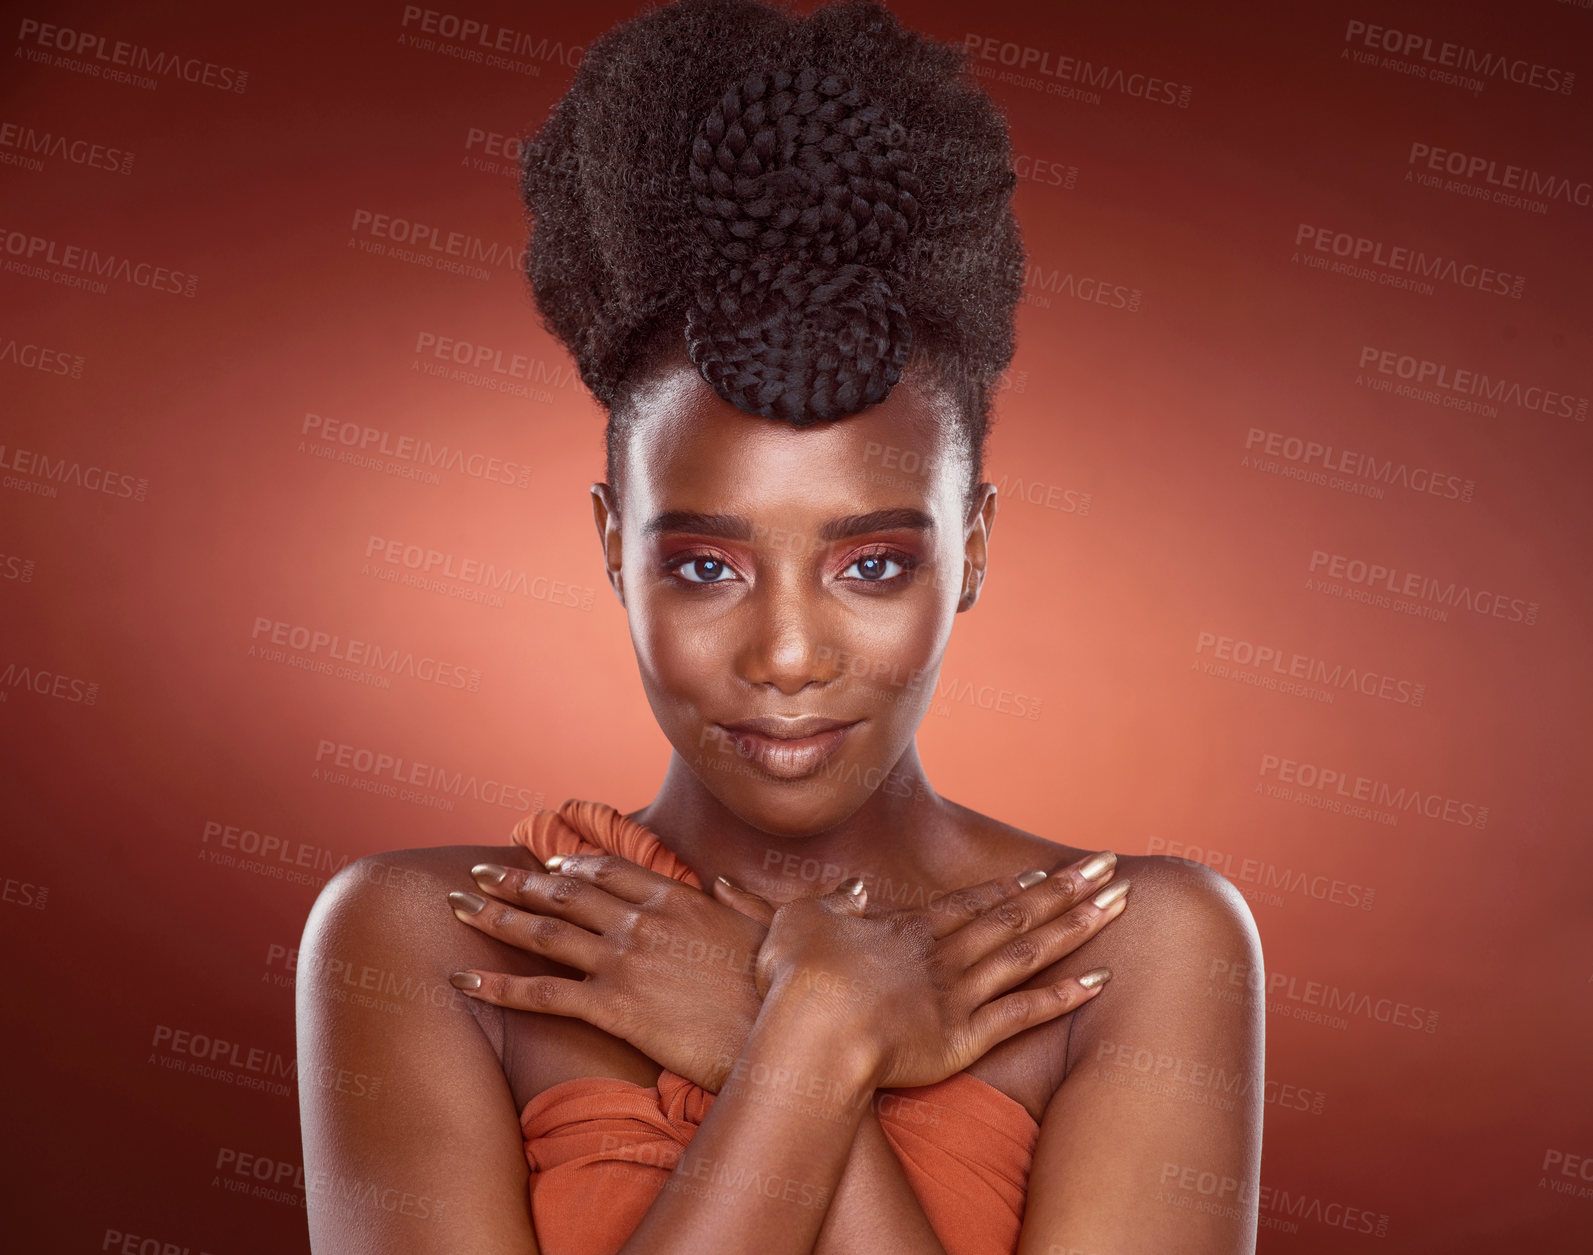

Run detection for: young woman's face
[[593, 356, 996, 839]]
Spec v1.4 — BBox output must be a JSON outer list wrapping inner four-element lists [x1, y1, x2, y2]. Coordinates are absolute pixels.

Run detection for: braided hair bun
[[519, 0, 1024, 476], [686, 66, 919, 424]]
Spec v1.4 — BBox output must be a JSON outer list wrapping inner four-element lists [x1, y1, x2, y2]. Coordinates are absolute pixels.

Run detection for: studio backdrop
[[3, 0, 1590, 1251]]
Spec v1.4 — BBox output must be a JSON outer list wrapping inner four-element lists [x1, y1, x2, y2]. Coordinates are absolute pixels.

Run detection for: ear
[[591, 482, 625, 606], [957, 482, 998, 612]]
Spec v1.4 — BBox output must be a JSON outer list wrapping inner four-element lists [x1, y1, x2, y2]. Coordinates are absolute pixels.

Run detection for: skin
[[295, 352, 1265, 1254]]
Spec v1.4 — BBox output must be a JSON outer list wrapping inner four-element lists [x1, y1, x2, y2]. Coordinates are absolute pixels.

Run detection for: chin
[[712, 782, 873, 841]]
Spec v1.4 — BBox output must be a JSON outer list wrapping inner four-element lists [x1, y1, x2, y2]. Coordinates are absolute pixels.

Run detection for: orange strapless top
[[506, 799, 1041, 1255]]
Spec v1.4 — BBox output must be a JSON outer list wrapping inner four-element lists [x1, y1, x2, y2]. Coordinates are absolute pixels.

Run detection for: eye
[[670, 554, 739, 584], [840, 548, 914, 582]]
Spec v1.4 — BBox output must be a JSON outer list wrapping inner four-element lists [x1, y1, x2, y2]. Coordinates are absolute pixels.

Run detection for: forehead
[[622, 360, 963, 516]]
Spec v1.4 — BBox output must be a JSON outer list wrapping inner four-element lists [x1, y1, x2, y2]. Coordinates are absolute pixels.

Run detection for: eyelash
[[663, 545, 919, 588]]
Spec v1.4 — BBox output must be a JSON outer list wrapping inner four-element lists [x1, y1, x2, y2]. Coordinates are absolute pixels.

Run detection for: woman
[[295, 2, 1263, 1252]]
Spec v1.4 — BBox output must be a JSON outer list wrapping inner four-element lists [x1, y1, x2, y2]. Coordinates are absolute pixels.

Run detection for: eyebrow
[[643, 507, 935, 542]]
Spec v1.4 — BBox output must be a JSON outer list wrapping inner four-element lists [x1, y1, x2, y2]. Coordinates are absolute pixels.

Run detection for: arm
[[612, 980, 886, 1255], [295, 850, 542, 1254], [694, 1005, 949, 1255], [1016, 858, 1265, 1255]]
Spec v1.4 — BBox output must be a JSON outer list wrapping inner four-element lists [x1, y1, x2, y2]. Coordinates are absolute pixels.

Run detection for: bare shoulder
[[1109, 850, 1261, 953], [941, 799, 1258, 957], [296, 842, 545, 1250], [1058, 850, 1265, 1072], [309, 841, 542, 925], [297, 842, 548, 1059]]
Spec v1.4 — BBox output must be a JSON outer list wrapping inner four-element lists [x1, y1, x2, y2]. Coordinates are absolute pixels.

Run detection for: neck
[[627, 741, 953, 904]]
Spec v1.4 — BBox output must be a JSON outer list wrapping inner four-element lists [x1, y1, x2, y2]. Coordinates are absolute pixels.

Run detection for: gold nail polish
[[471, 863, 508, 885], [449, 890, 486, 914], [450, 972, 482, 991], [838, 878, 865, 896], [1091, 879, 1130, 910], [1078, 850, 1116, 881], [1079, 967, 1112, 989], [545, 854, 566, 872], [1017, 869, 1048, 889]]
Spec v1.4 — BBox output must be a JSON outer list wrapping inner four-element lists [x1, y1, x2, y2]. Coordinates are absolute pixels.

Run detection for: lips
[[719, 715, 857, 740], [714, 716, 860, 780]]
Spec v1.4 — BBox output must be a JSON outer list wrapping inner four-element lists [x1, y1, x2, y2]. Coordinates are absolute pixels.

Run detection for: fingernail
[[471, 863, 508, 885], [1017, 869, 1047, 889], [450, 972, 482, 990], [716, 874, 740, 891], [545, 854, 566, 872], [1091, 879, 1130, 910], [449, 890, 486, 915], [1079, 967, 1112, 989], [1078, 851, 1116, 881], [838, 878, 866, 896]]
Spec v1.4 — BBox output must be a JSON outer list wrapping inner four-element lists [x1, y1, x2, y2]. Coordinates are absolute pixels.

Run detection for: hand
[[446, 852, 1093, 1092], [750, 853, 1130, 1091], [447, 854, 767, 1090]]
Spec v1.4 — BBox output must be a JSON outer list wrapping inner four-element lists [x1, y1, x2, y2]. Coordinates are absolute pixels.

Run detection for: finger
[[448, 890, 608, 973], [470, 861, 622, 935], [940, 849, 1117, 968], [967, 967, 1112, 1052], [711, 874, 777, 927], [926, 868, 1051, 939], [450, 968, 594, 1019], [818, 877, 869, 915], [961, 879, 1131, 1006], [546, 851, 686, 905]]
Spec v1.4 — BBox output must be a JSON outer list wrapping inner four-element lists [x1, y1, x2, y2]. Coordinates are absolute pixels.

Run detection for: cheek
[[628, 588, 722, 706], [834, 575, 958, 709]]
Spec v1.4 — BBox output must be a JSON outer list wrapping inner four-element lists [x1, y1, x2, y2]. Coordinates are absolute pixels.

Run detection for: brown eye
[[673, 555, 737, 584], [840, 549, 914, 582]]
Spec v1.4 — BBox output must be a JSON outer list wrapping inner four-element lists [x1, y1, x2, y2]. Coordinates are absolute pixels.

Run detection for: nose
[[735, 572, 841, 695]]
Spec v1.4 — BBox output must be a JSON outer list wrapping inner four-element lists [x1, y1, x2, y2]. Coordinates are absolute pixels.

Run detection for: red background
[[3, 0, 1590, 1250]]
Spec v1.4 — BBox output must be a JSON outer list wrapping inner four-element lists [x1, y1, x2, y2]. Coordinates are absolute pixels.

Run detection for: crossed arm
[[295, 846, 1261, 1254]]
